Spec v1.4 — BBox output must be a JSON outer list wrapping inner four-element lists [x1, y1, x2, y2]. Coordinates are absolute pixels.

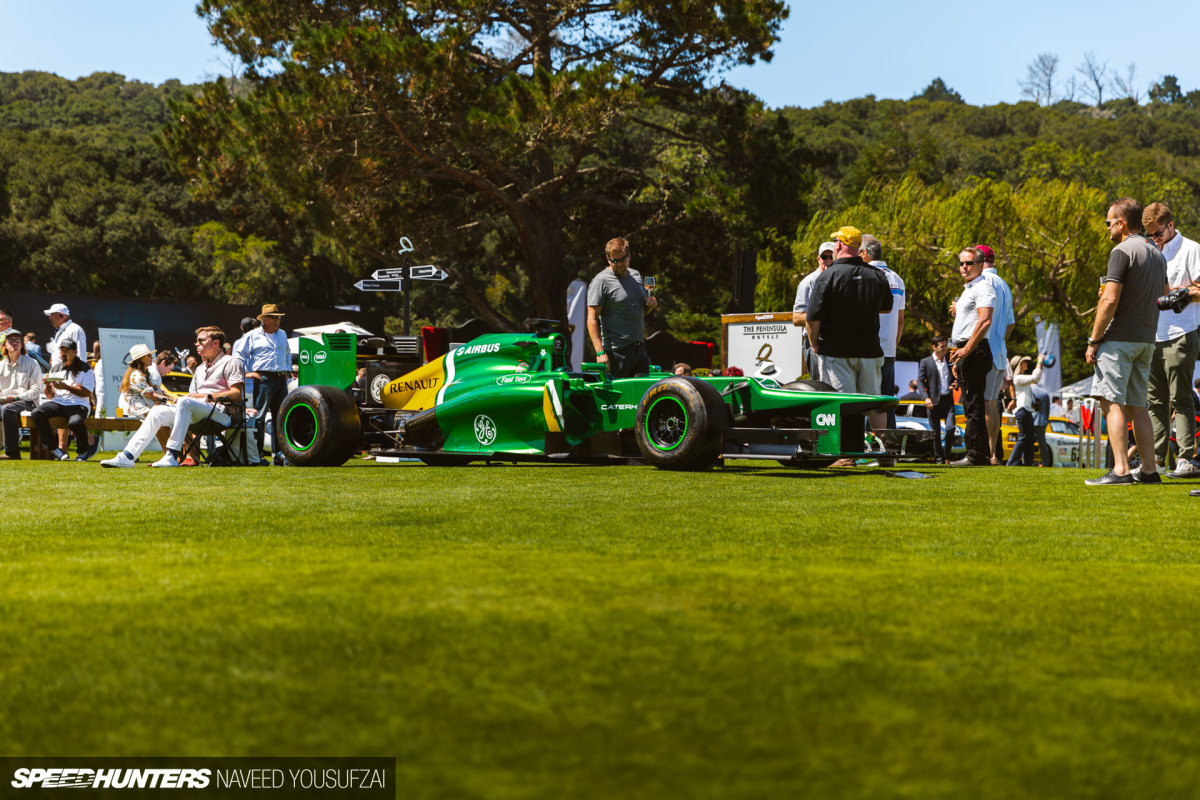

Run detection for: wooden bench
[[20, 412, 142, 460]]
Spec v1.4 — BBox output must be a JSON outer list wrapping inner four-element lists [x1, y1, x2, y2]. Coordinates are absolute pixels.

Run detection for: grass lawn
[[3, 454, 1200, 798]]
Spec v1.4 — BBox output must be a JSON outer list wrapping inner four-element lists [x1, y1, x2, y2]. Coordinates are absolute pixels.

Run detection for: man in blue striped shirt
[[234, 304, 291, 465]]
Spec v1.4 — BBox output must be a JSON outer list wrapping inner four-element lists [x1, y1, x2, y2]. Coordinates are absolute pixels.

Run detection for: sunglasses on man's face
[[959, 260, 976, 266], [608, 255, 629, 264], [1148, 225, 1172, 239]]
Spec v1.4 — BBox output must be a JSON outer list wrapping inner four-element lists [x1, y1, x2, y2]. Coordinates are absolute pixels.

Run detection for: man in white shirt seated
[[102, 326, 244, 468]]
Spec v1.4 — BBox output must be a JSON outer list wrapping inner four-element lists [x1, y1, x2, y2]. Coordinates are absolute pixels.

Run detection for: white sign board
[[722, 313, 805, 381], [98, 328, 156, 418], [97, 328, 157, 450]]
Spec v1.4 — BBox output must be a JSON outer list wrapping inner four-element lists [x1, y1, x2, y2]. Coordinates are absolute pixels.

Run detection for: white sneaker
[[51, 448, 70, 461], [1167, 458, 1200, 479], [151, 452, 180, 468], [101, 451, 137, 469]]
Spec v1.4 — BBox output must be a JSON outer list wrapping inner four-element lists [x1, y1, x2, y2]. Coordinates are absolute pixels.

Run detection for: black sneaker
[[1132, 469, 1163, 484], [1084, 470, 1135, 486]]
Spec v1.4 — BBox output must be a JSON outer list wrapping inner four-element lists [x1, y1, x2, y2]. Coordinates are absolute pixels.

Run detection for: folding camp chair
[[181, 400, 259, 466]]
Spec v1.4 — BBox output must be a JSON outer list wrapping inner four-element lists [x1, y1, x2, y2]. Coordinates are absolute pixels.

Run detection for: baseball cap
[[976, 244, 995, 262], [818, 241, 836, 256], [58, 339, 78, 350], [829, 226, 862, 248], [1009, 354, 1031, 372], [43, 303, 70, 317], [4, 328, 22, 339]]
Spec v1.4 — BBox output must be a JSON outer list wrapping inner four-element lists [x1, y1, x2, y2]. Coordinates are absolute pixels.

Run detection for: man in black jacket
[[807, 225, 893, 435], [919, 334, 955, 463]]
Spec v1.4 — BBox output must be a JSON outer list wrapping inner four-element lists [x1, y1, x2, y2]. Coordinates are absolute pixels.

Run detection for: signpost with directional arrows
[[354, 242, 451, 334]]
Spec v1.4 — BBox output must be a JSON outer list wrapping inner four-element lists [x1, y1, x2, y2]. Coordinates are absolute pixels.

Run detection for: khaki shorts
[[984, 366, 1005, 400], [817, 355, 883, 395], [1092, 340, 1154, 407]]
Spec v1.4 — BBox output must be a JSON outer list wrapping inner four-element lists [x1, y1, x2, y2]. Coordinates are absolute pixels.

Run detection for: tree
[[914, 78, 963, 104], [771, 176, 1112, 364], [167, 0, 790, 328], [1019, 53, 1059, 106], [1112, 62, 1142, 103], [1149, 75, 1184, 105], [1076, 51, 1108, 108]]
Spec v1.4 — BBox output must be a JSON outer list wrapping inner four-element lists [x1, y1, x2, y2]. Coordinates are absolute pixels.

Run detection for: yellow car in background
[[158, 370, 195, 399], [998, 414, 1104, 467]]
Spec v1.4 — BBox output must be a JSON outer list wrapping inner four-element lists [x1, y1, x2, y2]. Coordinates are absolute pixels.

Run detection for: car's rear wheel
[[634, 377, 727, 471], [278, 385, 361, 466]]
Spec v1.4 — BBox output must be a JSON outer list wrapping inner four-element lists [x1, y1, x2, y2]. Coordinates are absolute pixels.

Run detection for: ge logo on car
[[370, 374, 390, 403], [300, 350, 310, 364], [474, 415, 497, 445]]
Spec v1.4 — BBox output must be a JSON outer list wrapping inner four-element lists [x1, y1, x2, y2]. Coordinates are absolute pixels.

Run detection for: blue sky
[[3, 1, 1199, 108]]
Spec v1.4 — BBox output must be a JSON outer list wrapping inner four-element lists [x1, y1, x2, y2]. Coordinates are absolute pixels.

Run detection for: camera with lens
[[1157, 287, 1192, 313]]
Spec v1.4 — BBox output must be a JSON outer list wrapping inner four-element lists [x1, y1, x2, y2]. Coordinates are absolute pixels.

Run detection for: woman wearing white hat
[[119, 343, 169, 420]]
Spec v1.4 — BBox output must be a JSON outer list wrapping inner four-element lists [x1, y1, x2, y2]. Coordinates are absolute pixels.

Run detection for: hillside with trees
[[4, 42, 1200, 378]]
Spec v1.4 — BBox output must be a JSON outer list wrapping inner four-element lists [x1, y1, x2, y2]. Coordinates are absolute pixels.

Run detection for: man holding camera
[[1084, 198, 1169, 486], [1142, 203, 1200, 478]]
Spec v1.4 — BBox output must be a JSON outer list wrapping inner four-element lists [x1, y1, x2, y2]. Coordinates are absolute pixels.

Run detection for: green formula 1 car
[[277, 327, 907, 470]]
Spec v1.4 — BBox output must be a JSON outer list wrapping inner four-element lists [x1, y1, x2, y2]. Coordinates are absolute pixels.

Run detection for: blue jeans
[[1007, 407, 1036, 467]]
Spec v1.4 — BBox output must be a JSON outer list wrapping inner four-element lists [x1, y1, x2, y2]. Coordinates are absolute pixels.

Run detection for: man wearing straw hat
[[234, 304, 291, 465]]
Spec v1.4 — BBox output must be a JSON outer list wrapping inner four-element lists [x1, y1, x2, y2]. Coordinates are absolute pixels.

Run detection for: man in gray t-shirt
[[586, 237, 658, 378], [1084, 198, 1169, 486]]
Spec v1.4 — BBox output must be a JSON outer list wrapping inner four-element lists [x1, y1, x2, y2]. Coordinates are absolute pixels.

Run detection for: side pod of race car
[[276, 329, 910, 471]]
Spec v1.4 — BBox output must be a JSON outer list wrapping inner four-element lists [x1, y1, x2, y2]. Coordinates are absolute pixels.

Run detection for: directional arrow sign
[[355, 279, 403, 292], [409, 264, 450, 281], [371, 267, 407, 280]]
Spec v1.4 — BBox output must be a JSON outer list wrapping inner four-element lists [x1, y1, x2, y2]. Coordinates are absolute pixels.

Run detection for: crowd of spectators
[[787, 199, 1200, 482], [0, 302, 293, 468]]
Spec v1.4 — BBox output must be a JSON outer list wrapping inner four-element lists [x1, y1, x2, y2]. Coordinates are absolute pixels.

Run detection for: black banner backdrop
[[0, 290, 384, 357]]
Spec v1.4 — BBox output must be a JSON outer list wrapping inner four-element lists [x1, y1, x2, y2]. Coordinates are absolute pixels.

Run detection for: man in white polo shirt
[[792, 240, 836, 380], [976, 245, 1016, 465], [948, 247, 996, 466]]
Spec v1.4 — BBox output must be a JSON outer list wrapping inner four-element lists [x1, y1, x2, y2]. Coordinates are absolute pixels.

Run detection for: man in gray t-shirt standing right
[[1084, 197, 1169, 486], [587, 237, 658, 378]]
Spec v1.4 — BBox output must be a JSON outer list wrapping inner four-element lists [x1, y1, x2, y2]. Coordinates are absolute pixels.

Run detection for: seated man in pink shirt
[[102, 326, 244, 468]]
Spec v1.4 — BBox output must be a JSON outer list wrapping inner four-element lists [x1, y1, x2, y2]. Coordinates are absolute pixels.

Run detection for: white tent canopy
[[293, 321, 373, 336], [1059, 375, 1093, 400], [288, 321, 374, 355]]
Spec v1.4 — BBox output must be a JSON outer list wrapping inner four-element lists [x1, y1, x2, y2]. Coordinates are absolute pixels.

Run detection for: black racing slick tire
[[634, 377, 728, 471], [277, 385, 362, 467], [782, 379, 838, 393]]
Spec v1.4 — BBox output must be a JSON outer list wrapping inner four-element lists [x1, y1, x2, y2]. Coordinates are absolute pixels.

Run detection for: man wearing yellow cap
[[806, 226, 893, 434]]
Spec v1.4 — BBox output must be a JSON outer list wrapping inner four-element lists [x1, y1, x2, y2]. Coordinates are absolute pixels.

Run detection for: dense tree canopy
[[165, 0, 793, 332], [9, 56, 1200, 371]]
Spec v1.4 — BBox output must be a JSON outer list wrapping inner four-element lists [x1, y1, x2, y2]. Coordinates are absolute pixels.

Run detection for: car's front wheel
[[634, 377, 728, 471]]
